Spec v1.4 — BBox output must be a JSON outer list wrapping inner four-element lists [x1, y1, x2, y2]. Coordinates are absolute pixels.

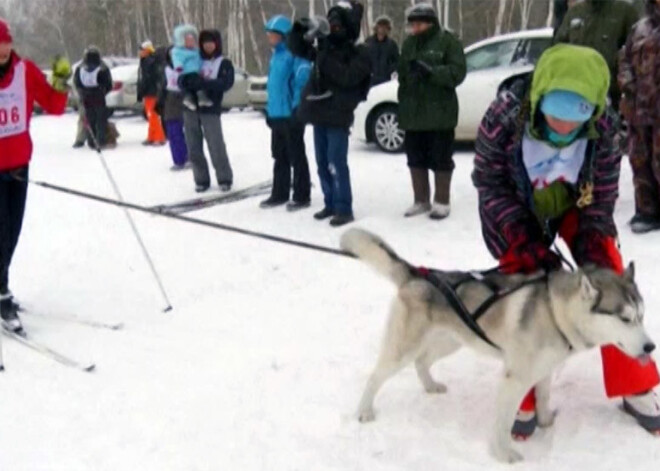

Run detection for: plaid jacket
[[472, 85, 622, 267]]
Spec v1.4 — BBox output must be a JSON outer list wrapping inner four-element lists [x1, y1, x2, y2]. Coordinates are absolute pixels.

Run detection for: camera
[[288, 16, 330, 61]]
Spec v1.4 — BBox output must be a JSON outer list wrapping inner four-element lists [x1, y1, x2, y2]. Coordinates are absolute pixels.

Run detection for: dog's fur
[[341, 228, 655, 463]]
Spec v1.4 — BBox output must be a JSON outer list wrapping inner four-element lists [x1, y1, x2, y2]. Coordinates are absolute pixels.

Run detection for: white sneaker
[[404, 202, 431, 217], [429, 203, 450, 220], [623, 390, 660, 435]]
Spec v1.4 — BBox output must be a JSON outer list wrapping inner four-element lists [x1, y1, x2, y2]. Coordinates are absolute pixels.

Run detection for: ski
[[174, 183, 272, 214], [2, 327, 96, 372], [150, 180, 272, 214], [21, 310, 124, 331]]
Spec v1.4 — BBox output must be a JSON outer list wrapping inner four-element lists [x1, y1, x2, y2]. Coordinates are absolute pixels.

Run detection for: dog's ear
[[624, 262, 635, 282], [580, 273, 598, 301]]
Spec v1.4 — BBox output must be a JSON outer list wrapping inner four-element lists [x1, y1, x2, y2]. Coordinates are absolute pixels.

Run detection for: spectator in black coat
[[74, 46, 113, 149], [296, 1, 372, 227], [138, 40, 166, 146], [365, 15, 399, 87]]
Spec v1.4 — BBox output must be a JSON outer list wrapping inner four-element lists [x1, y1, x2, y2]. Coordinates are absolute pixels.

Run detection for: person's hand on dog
[[501, 241, 562, 274]]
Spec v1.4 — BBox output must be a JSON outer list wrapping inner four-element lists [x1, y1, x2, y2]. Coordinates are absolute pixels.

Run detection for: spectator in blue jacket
[[260, 15, 312, 211]]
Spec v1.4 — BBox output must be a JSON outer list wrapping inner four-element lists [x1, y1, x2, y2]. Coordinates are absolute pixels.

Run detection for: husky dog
[[340, 228, 655, 463]]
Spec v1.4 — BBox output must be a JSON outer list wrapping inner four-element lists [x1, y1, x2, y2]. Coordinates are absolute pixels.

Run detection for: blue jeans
[[313, 126, 352, 216]]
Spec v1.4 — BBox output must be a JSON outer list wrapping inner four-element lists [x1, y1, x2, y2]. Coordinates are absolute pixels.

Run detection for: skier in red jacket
[[0, 18, 70, 334]]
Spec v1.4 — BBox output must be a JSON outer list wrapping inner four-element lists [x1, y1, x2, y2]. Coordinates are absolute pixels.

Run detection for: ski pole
[[84, 120, 173, 313]]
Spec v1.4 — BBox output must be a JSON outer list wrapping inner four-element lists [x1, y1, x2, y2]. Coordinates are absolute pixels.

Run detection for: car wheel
[[371, 106, 405, 153]]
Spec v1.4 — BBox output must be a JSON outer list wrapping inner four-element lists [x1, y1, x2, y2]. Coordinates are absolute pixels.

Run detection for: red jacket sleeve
[[25, 60, 67, 115]]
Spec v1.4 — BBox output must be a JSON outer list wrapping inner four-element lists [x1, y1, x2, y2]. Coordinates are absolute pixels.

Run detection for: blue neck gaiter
[[544, 123, 584, 148]]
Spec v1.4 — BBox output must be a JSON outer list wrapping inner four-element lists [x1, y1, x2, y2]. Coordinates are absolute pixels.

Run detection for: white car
[[247, 76, 268, 111], [223, 67, 251, 111], [353, 28, 554, 153], [106, 64, 141, 114]]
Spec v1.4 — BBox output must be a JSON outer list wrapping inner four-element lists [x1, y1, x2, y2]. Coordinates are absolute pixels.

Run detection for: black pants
[[85, 105, 108, 147], [405, 129, 456, 172], [0, 167, 29, 294], [270, 118, 311, 203]]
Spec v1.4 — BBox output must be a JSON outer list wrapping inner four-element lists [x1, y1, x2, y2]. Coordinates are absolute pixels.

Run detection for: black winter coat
[[297, 42, 372, 129], [138, 54, 163, 100], [365, 35, 399, 86], [74, 63, 112, 108]]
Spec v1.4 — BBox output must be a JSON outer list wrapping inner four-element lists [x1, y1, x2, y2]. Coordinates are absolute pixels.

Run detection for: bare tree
[[9, 0, 556, 72], [244, 0, 264, 74], [494, 0, 507, 35], [519, 0, 536, 30], [159, 0, 172, 41]]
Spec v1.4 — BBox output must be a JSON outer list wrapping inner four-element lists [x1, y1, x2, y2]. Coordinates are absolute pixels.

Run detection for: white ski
[[150, 180, 273, 214], [2, 327, 96, 372], [21, 310, 124, 331]]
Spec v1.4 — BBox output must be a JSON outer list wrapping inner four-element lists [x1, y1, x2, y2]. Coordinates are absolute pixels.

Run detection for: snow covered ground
[[1, 111, 659, 471]]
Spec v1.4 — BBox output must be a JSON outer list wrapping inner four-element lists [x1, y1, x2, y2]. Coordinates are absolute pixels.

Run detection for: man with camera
[[290, 1, 372, 227]]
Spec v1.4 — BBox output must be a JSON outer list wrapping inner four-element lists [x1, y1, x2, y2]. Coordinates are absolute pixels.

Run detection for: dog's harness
[[413, 266, 548, 350]]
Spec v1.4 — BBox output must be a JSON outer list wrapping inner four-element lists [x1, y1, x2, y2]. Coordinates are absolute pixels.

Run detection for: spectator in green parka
[[397, 3, 466, 221], [554, 0, 639, 110]]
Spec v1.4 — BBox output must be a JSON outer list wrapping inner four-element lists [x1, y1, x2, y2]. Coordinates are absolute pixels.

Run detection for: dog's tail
[[340, 228, 413, 288]]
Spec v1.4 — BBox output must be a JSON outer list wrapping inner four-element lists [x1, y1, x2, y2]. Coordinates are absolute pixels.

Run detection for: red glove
[[572, 231, 621, 272], [500, 241, 562, 274]]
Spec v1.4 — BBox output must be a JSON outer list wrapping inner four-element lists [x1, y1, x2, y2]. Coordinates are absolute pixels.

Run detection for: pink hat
[[0, 18, 12, 43]]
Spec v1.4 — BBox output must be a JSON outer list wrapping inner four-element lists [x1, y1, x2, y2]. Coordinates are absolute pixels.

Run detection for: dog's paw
[[537, 409, 557, 428], [490, 444, 524, 464], [424, 382, 448, 394], [358, 410, 376, 423]]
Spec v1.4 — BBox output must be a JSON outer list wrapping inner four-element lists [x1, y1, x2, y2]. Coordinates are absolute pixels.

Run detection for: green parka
[[397, 24, 466, 131]]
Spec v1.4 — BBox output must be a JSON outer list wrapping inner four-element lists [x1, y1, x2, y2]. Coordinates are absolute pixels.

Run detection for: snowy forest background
[[0, 0, 642, 72]]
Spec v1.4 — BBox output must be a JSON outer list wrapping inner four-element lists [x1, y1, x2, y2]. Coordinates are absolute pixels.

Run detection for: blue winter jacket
[[172, 24, 202, 75], [267, 42, 311, 119]]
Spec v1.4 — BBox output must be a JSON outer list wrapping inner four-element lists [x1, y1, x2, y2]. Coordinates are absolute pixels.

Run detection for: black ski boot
[[329, 214, 355, 227], [313, 208, 334, 220], [259, 197, 288, 209], [630, 214, 660, 234], [287, 201, 311, 212], [1, 294, 24, 335]]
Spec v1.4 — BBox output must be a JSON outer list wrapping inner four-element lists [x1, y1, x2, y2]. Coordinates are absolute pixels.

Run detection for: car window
[[465, 39, 519, 72], [510, 38, 553, 66], [526, 38, 553, 64]]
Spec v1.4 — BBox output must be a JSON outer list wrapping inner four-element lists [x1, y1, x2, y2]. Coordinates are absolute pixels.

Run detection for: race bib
[[79, 67, 101, 88], [522, 131, 588, 189], [0, 61, 28, 139], [201, 56, 223, 80], [165, 66, 181, 92]]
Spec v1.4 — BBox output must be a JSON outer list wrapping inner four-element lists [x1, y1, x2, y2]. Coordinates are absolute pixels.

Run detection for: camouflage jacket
[[618, 6, 660, 126]]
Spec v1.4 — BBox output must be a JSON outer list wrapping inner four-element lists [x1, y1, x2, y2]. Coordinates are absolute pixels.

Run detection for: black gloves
[[409, 60, 433, 81]]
